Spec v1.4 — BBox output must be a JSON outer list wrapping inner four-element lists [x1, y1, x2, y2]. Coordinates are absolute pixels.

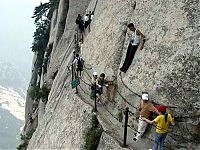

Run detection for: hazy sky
[[0, 0, 49, 70]]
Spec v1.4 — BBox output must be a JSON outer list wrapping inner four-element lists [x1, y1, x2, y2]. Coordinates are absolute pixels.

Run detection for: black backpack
[[77, 57, 83, 68]]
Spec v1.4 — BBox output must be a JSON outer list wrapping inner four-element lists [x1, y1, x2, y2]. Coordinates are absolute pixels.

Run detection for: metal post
[[123, 107, 129, 147], [94, 82, 97, 112]]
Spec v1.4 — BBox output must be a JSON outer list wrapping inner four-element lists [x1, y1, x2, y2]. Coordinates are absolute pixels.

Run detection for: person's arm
[[142, 117, 155, 124], [72, 59, 77, 64], [151, 104, 161, 115], [171, 118, 175, 126], [137, 101, 142, 111], [169, 114, 175, 126], [137, 29, 146, 50]]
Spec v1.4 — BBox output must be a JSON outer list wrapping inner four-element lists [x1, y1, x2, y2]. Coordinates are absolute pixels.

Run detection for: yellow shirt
[[154, 114, 173, 133]]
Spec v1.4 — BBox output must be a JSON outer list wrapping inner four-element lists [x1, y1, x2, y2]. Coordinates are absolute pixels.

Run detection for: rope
[[78, 82, 120, 121], [60, 38, 75, 67], [119, 73, 200, 110], [93, 0, 99, 13], [72, 14, 199, 149], [79, 71, 91, 86], [79, 77, 91, 86], [77, 70, 168, 145], [117, 90, 137, 109], [84, 66, 92, 79], [119, 73, 140, 97], [78, 62, 196, 149], [84, 64, 92, 70]]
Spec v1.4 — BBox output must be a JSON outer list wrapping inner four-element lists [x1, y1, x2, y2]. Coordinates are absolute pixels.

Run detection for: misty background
[[0, 0, 48, 148]]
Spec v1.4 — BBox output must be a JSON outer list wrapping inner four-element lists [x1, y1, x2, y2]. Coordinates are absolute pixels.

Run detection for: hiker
[[88, 11, 92, 22], [87, 11, 92, 32], [28, 113, 33, 124], [79, 40, 83, 55], [120, 23, 146, 73], [75, 14, 84, 40], [142, 105, 175, 150], [95, 73, 109, 102], [90, 72, 98, 99], [133, 93, 160, 141], [97, 73, 109, 94], [90, 11, 94, 20], [84, 14, 90, 29], [73, 54, 84, 76]]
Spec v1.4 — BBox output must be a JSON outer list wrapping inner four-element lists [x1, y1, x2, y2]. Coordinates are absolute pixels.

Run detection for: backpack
[[77, 57, 83, 68]]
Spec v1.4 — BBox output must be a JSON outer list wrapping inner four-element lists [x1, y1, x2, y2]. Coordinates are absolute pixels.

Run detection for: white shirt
[[91, 14, 94, 20], [131, 29, 141, 46], [73, 57, 82, 65], [84, 15, 89, 21]]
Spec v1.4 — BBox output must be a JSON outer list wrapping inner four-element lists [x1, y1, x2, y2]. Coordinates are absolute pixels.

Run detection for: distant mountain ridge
[[0, 61, 26, 148], [0, 61, 29, 98]]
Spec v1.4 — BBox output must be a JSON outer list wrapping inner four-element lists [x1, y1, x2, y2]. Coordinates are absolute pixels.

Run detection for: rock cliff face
[[25, 0, 200, 149]]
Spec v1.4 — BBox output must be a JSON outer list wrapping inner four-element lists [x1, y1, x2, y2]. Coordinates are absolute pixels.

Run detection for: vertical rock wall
[[26, 0, 200, 149]]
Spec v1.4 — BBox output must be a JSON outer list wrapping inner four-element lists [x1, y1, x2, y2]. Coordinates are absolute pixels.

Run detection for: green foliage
[[43, 44, 53, 74], [29, 85, 50, 103], [32, 21, 49, 53], [83, 115, 103, 150], [32, 2, 50, 23], [31, 0, 61, 75], [40, 85, 51, 103], [50, 0, 60, 11], [17, 130, 35, 150], [29, 86, 41, 101]]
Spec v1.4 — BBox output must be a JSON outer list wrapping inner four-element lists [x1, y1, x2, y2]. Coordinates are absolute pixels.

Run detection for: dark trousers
[[120, 43, 138, 72]]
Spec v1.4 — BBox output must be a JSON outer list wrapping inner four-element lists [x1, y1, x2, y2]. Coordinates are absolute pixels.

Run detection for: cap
[[156, 105, 167, 113], [93, 72, 98, 76], [142, 93, 149, 100]]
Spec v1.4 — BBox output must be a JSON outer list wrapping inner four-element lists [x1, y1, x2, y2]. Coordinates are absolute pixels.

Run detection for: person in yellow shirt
[[142, 105, 175, 150]]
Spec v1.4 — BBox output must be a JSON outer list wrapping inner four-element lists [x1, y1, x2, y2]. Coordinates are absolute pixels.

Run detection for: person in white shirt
[[90, 11, 94, 20], [120, 23, 145, 73], [73, 54, 84, 76], [84, 14, 89, 29]]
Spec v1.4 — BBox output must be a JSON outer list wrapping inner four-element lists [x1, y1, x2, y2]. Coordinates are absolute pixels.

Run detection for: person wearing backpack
[[142, 105, 175, 150], [73, 54, 84, 76], [84, 14, 89, 29], [95, 73, 109, 103], [120, 23, 146, 73]]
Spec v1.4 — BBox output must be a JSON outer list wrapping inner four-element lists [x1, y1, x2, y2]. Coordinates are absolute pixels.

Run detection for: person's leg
[[160, 133, 167, 150], [134, 116, 148, 140], [153, 132, 161, 150], [96, 93, 101, 102], [85, 21, 89, 29], [120, 43, 133, 72], [80, 70, 81, 76], [88, 22, 90, 32], [122, 45, 138, 72]]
